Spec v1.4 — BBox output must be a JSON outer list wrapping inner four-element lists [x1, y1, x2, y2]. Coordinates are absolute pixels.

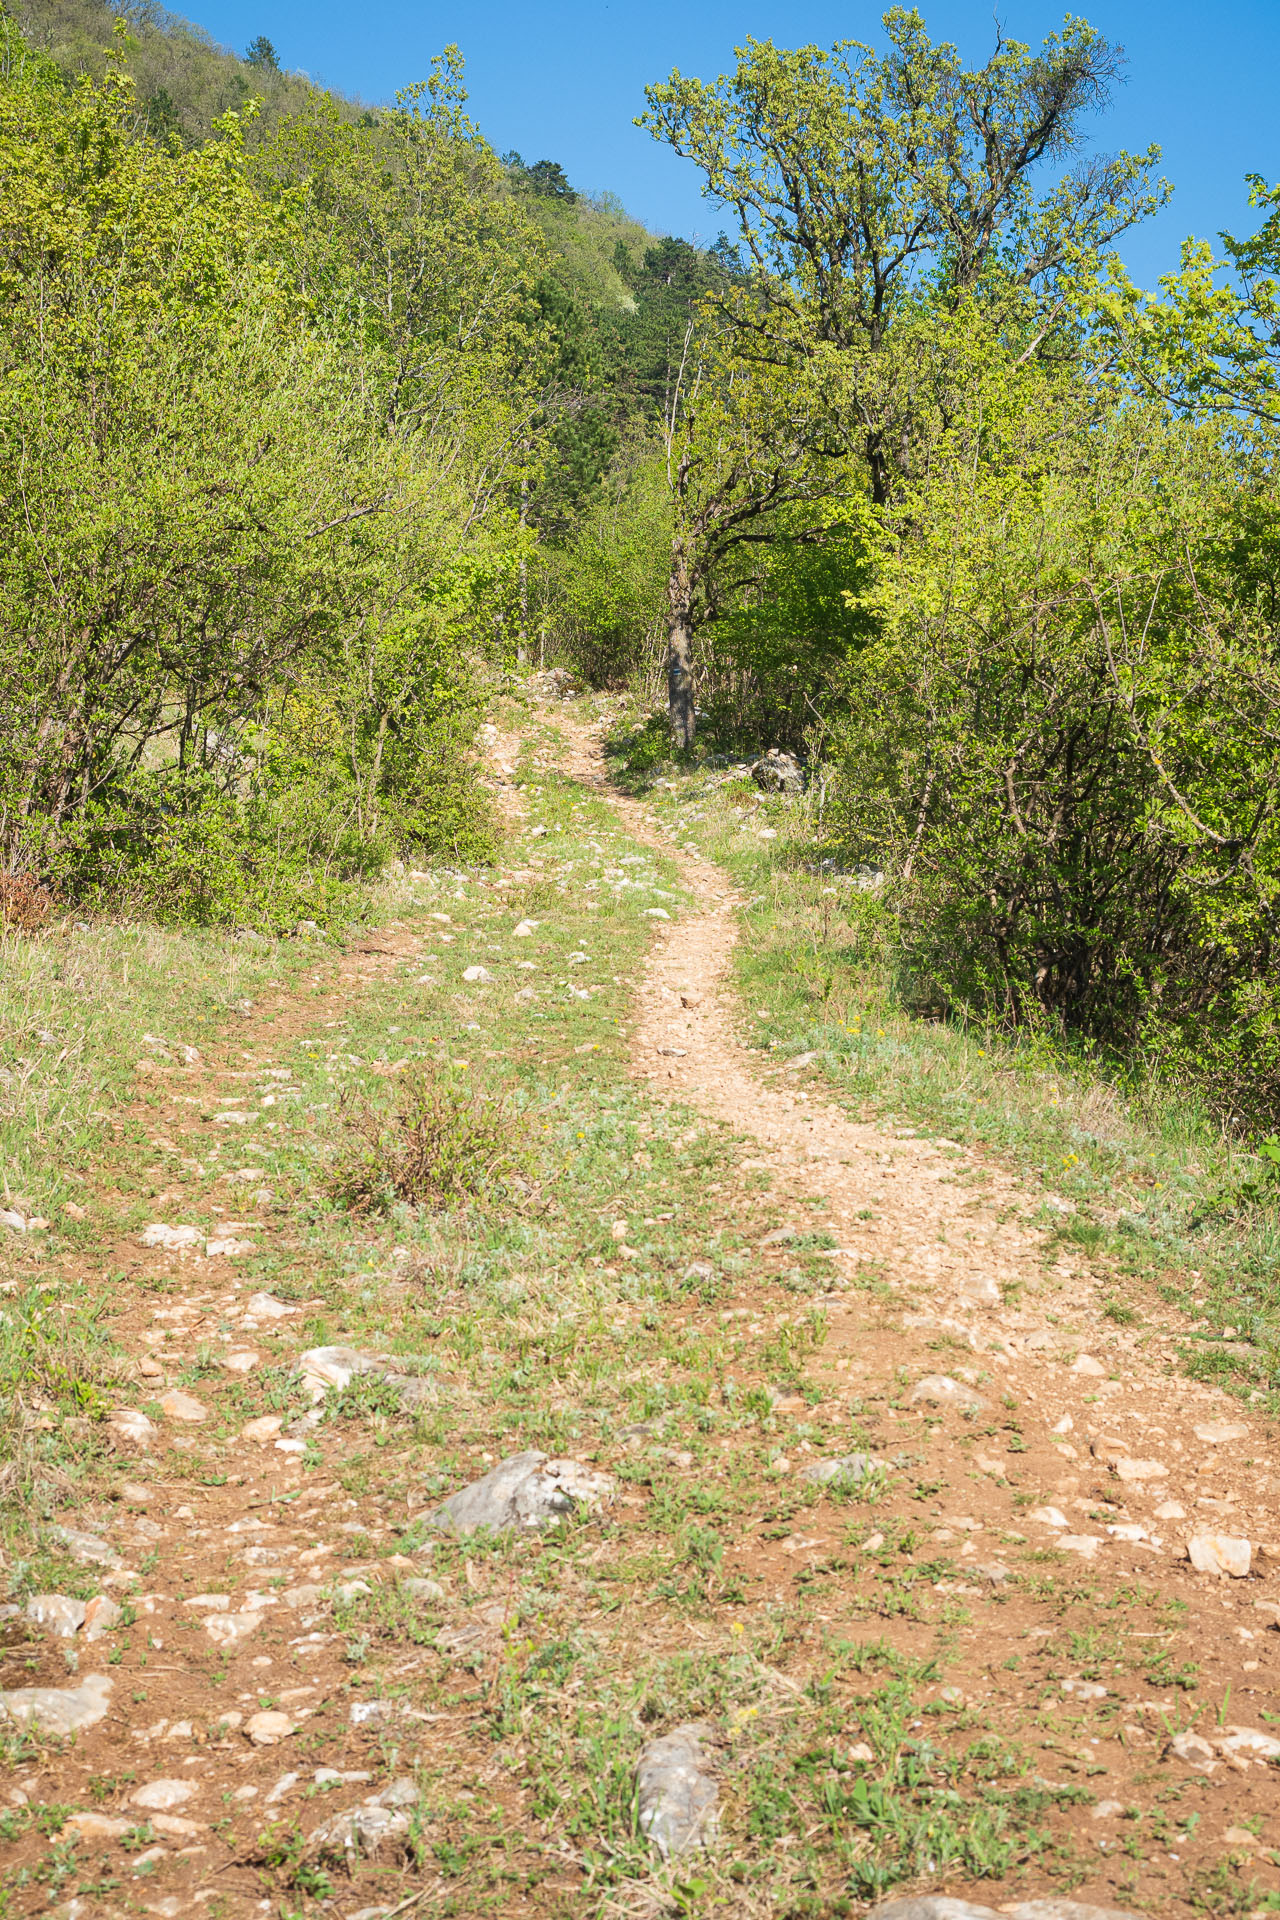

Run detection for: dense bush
[[832, 338, 1280, 1126]]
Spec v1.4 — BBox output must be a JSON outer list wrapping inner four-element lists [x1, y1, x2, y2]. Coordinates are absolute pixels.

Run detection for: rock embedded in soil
[[245, 1710, 295, 1745], [907, 1375, 987, 1412], [428, 1451, 615, 1536], [636, 1722, 719, 1859], [1187, 1532, 1252, 1578], [26, 1594, 87, 1637], [106, 1408, 156, 1448], [0, 1672, 112, 1735], [242, 1415, 284, 1441], [130, 1778, 196, 1812], [51, 1526, 121, 1568], [803, 1452, 882, 1487], [159, 1389, 208, 1422], [139, 1223, 203, 1251], [1195, 1421, 1250, 1444]]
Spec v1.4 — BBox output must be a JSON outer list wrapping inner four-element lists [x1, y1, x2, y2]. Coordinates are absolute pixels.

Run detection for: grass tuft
[[328, 1069, 528, 1214]]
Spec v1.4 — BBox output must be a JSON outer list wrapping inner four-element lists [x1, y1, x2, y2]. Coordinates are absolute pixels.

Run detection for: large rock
[[429, 1452, 615, 1536], [750, 748, 805, 794], [636, 1723, 719, 1859], [0, 1672, 112, 1735]]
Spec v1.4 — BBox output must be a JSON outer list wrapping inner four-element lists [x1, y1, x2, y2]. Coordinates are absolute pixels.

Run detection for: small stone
[[140, 1224, 203, 1251], [83, 1596, 123, 1641], [907, 1375, 986, 1412], [217, 1711, 243, 1730], [130, 1778, 197, 1812], [847, 1740, 874, 1763], [120, 1483, 150, 1505], [242, 1415, 283, 1442], [1057, 1535, 1101, 1559], [219, 1350, 259, 1373], [0, 1673, 113, 1736], [429, 1451, 615, 1536], [462, 965, 493, 983], [1223, 1824, 1261, 1846], [1114, 1457, 1168, 1483], [1029, 1506, 1069, 1529], [51, 1526, 122, 1567], [203, 1610, 263, 1646], [1072, 1354, 1106, 1376], [160, 1390, 207, 1423], [636, 1722, 719, 1859], [1187, 1533, 1252, 1579], [803, 1452, 882, 1487], [1195, 1421, 1250, 1444], [24, 1593, 87, 1638], [206, 1237, 255, 1258], [107, 1409, 156, 1448], [513, 921, 537, 937], [1170, 1730, 1218, 1770], [1155, 1499, 1187, 1520], [282, 1584, 325, 1610], [265, 1772, 300, 1804], [65, 1811, 135, 1841], [1061, 1678, 1108, 1700], [244, 1292, 293, 1319], [401, 1577, 445, 1603], [959, 1273, 1001, 1308], [1217, 1725, 1280, 1761], [245, 1710, 295, 1746], [1092, 1800, 1126, 1820]]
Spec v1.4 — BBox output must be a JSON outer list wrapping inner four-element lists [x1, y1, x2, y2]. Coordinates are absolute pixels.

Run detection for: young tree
[[642, 7, 1166, 504]]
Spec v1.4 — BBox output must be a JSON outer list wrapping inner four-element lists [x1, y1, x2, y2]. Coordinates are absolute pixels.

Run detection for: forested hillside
[[5, 0, 1280, 1131]]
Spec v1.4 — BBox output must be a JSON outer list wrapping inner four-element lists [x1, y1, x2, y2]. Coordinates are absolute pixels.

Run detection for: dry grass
[[328, 1068, 529, 1213]]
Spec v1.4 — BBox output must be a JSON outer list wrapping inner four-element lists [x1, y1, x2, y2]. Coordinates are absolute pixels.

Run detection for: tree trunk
[[666, 547, 695, 750]]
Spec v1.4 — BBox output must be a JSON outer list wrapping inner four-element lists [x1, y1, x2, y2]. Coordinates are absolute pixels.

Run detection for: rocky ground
[[2, 694, 1278, 1920]]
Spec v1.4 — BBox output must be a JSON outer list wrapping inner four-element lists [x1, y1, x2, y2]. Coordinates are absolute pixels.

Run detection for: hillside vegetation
[[4, 0, 1280, 1135]]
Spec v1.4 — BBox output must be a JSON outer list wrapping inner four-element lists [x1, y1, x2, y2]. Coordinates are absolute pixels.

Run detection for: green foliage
[[0, 22, 528, 922], [830, 301, 1280, 1126]]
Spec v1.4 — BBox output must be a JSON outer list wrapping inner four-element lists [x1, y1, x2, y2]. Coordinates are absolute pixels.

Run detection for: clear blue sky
[[194, 0, 1276, 287]]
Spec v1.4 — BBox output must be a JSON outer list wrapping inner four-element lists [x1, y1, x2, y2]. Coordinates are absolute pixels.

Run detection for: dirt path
[[4, 699, 1280, 1920], [548, 701, 1280, 1895]]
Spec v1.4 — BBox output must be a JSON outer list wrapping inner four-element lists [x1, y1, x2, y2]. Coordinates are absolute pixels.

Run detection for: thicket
[[0, 4, 702, 930]]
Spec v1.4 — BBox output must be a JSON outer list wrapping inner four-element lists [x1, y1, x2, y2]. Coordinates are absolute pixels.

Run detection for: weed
[[328, 1068, 528, 1213]]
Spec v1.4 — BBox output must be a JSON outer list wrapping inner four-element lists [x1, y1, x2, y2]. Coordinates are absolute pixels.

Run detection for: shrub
[[328, 1070, 527, 1213]]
